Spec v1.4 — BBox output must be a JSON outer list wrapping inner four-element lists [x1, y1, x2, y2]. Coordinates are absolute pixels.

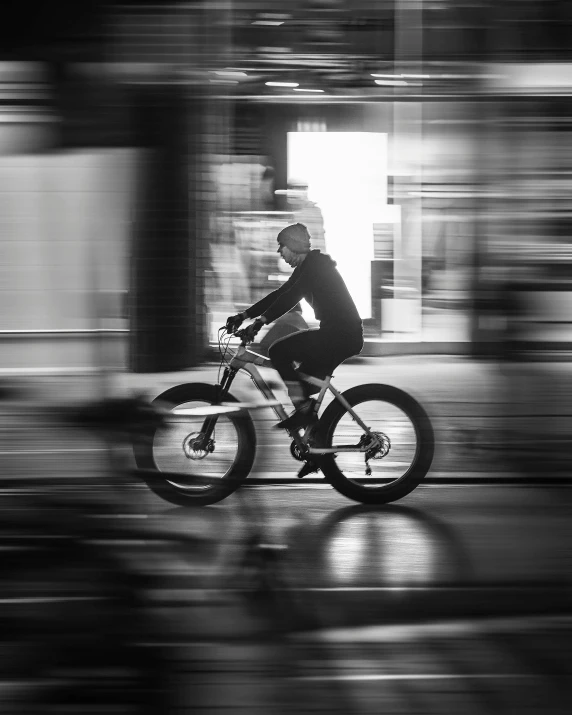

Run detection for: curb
[[242, 475, 572, 487]]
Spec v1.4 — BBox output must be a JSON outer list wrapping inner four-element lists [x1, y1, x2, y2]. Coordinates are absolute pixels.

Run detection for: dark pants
[[268, 327, 364, 399]]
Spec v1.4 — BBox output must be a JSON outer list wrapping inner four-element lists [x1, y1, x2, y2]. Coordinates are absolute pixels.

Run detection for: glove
[[242, 318, 265, 343], [225, 313, 244, 333]]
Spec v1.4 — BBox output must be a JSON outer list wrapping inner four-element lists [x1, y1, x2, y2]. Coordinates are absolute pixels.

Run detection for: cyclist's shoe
[[275, 399, 318, 431], [297, 460, 320, 479]]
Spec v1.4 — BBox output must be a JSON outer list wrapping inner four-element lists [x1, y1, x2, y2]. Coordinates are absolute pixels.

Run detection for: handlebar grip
[[222, 325, 255, 345], [232, 328, 255, 346], [234, 328, 249, 341]]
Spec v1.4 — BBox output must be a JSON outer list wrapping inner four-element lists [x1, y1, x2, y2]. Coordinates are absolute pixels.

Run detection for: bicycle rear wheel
[[316, 384, 434, 504], [134, 383, 256, 507]]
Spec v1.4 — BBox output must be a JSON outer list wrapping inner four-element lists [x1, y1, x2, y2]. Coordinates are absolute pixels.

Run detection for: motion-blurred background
[[0, 0, 571, 372]]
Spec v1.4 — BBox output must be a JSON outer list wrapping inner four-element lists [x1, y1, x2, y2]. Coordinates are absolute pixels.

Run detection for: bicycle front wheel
[[316, 384, 434, 504], [134, 383, 256, 507]]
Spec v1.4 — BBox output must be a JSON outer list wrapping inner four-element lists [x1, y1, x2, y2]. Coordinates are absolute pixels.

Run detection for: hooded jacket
[[245, 250, 362, 333]]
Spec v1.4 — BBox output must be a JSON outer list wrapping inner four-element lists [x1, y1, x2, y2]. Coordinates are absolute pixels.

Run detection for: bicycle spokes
[[331, 401, 417, 486], [155, 400, 241, 489]]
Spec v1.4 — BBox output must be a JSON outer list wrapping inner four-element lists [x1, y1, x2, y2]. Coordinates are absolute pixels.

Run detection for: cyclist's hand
[[242, 318, 265, 343], [225, 313, 244, 333]]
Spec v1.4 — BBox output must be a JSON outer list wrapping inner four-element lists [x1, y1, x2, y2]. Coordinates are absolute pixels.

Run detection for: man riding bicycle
[[227, 222, 364, 431]]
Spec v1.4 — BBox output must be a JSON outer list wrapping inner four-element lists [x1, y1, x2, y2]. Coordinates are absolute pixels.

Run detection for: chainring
[[290, 440, 307, 462]]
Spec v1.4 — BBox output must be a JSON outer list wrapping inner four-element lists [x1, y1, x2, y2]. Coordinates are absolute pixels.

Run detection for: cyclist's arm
[[244, 269, 305, 323], [258, 273, 308, 324]]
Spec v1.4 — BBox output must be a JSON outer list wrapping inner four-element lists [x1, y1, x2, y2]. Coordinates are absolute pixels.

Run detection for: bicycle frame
[[297, 372, 375, 456], [200, 342, 376, 456]]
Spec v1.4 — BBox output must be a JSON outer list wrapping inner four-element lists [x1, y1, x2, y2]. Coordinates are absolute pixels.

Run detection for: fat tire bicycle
[[133, 326, 435, 507]]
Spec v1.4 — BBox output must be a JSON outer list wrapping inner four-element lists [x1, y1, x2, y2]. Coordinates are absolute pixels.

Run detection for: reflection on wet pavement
[[314, 505, 470, 588]]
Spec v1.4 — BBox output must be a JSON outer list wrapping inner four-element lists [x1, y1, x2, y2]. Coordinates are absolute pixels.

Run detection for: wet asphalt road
[[150, 484, 572, 714], [151, 483, 572, 619]]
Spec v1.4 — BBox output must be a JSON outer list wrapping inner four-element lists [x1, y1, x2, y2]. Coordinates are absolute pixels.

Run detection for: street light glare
[[266, 81, 299, 87]]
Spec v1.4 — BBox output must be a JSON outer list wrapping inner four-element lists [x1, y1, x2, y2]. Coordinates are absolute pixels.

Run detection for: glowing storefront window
[[287, 132, 392, 320]]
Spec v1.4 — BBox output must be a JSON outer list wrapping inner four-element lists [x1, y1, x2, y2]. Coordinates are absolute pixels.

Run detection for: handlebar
[[231, 327, 254, 345], [223, 322, 261, 346]]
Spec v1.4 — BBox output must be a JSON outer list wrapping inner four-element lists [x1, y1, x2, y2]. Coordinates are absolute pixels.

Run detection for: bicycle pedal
[[298, 461, 319, 479]]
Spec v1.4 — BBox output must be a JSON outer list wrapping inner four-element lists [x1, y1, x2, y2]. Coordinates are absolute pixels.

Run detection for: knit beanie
[[277, 223, 312, 254]]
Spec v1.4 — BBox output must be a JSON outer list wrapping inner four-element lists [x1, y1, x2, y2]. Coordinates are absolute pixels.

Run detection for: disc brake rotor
[[182, 432, 213, 460]]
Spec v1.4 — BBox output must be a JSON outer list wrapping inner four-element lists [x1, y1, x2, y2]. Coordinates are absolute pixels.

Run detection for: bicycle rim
[[335, 400, 418, 487], [153, 399, 242, 494]]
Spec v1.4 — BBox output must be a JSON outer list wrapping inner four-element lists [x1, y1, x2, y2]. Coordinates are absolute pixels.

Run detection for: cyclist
[[227, 222, 363, 431]]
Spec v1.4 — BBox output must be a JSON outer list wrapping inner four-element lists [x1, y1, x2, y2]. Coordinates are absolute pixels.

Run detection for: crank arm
[[307, 445, 369, 455]]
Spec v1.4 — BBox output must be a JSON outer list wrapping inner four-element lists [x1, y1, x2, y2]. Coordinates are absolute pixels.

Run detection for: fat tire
[[134, 383, 256, 507], [315, 384, 434, 504]]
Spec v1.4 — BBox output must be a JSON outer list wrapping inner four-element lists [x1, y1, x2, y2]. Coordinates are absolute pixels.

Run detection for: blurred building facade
[[1, 1, 572, 373]]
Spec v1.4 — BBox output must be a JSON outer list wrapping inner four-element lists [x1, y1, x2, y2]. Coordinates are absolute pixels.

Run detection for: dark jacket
[[245, 250, 362, 333]]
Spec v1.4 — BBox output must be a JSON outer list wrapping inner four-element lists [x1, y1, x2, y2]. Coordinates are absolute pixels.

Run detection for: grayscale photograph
[[0, 1, 571, 713]]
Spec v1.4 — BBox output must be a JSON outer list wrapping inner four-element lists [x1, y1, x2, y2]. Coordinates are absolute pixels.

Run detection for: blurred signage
[[373, 222, 394, 260], [232, 212, 294, 305], [489, 63, 572, 95]]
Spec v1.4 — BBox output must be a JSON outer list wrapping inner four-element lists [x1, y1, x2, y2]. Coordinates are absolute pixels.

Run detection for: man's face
[[277, 241, 297, 267]]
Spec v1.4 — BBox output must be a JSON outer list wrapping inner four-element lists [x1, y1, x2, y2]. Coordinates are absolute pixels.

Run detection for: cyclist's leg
[[298, 329, 364, 386], [257, 306, 308, 357], [269, 327, 363, 409], [269, 329, 363, 434], [268, 330, 321, 406]]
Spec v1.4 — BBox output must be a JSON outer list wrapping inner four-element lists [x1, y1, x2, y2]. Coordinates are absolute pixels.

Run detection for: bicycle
[[133, 325, 435, 507]]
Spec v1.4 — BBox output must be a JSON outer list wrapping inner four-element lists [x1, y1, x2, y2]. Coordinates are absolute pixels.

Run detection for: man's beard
[[290, 253, 304, 267]]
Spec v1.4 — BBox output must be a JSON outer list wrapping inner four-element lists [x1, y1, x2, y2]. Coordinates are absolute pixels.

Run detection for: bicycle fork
[[196, 366, 306, 452], [195, 367, 237, 447]]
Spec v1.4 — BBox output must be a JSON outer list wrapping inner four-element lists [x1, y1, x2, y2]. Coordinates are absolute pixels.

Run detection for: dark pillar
[[130, 85, 206, 372]]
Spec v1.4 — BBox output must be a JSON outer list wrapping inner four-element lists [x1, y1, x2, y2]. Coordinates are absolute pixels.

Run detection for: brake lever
[[233, 328, 252, 345]]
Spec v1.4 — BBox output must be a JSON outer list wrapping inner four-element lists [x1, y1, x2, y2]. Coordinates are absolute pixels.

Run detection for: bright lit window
[[287, 132, 390, 319]]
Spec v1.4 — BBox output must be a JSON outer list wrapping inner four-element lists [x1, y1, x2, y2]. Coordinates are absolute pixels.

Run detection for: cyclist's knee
[[268, 341, 288, 364], [267, 342, 280, 363]]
